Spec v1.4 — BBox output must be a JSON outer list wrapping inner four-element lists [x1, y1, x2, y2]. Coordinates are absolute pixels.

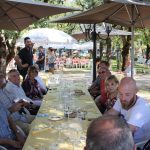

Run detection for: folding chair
[[143, 139, 150, 150], [0, 145, 8, 150], [136, 139, 150, 150]]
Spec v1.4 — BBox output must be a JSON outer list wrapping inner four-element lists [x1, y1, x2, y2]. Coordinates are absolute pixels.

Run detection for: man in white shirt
[[106, 77, 150, 143], [5, 69, 32, 103], [0, 73, 35, 135]]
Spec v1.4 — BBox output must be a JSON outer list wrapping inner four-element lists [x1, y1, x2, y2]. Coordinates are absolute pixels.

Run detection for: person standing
[[15, 37, 33, 80], [47, 47, 56, 74], [36, 46, 45, 71]]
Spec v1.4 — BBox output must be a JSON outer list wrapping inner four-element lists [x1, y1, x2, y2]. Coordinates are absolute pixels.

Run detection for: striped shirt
[[0, 88, 27, 122], [5, 81, 32, 103], [48, 54, 56, 64], [0, 105, 15, 139]]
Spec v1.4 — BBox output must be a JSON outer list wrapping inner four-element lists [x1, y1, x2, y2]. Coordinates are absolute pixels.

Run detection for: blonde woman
[[105, 75, 119, 111]]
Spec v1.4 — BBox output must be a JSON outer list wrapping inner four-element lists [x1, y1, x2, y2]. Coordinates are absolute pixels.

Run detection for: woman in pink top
[[96, 67, 111, 113]]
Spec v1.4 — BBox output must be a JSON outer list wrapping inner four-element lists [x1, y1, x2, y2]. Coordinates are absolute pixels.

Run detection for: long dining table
[[23, 79, 101, 150]]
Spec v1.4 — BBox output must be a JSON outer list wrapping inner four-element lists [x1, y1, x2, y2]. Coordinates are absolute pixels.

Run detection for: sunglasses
[[99, 71, 106, 74]]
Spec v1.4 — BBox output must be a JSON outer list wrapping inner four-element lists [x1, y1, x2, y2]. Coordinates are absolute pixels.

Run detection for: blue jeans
[[38, 63, 44, 70]]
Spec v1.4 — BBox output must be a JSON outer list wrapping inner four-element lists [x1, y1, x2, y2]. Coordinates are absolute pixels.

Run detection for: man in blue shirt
[[0, 104, 26, 149], [0, 72, 34, 135]]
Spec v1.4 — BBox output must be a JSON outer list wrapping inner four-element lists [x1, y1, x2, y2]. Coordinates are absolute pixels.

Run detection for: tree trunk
[[121, 41, 131, 71], [99, 40, 103, 60], [0, 33, 17, 74], [106, 37, 111, 61], [0, 37, 7, 73], [121, 29, 131, 71], [146, 44, 150, 62]]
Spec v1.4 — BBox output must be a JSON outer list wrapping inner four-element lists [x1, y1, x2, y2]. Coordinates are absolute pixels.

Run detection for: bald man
[[85, 115, 135, 150], [106, 77, 150, 143]]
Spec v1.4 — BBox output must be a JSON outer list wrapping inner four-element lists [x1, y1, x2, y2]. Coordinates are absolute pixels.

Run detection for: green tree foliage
[[139, 28, 150, 60], [0, 30, 20, 73], [75, 0, 101, 10]]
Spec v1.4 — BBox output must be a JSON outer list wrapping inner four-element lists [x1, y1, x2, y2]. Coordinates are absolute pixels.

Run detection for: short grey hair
[[86, 115, 134, 150], [7, 69, 19, 78]]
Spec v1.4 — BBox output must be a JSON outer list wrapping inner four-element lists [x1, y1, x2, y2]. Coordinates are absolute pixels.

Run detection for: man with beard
[[106, 77, 150, 143], [15, 37, 33, 80]]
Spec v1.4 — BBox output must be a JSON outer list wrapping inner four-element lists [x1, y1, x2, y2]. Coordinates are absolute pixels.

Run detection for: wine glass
[[68, 123, 82, 150]]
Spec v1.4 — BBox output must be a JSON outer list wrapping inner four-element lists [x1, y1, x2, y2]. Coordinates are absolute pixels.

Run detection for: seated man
[[5, 69, 40, 115], [106, 77, 150, 143], [85, 115, 135, 150], [0, 103, 26, 150], [0, 72, 34, 135], [5, 69, 32, 103]]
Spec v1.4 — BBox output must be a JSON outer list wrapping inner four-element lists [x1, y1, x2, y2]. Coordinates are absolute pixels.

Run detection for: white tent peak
[[16, 28, 77, 48]]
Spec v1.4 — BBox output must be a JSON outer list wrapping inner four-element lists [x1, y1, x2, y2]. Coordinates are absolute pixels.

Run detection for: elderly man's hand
[[9, 140, 22, 149], [9, 101, 24, 113], [20, 100, 29, 107]]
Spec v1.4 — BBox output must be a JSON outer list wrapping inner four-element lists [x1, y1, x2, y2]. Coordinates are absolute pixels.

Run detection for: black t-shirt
[[38, 51, 45, 64], [18, 47, 33, 67]]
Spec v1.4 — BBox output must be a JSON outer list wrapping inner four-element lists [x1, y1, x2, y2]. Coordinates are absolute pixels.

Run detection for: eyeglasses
[[99, 71, 106, 74]]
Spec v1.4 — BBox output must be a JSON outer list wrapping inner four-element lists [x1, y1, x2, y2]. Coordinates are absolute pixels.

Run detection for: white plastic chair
[[136, 139, 149, 150], [0, 145, 8, 150]]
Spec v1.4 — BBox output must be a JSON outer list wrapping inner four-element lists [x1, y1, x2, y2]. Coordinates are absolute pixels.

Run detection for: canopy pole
[[93, 24, 97, 81], [131, 24, 135, 78], [131, 5, 135, 78]]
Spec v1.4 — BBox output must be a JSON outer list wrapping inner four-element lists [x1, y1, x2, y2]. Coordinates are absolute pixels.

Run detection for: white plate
[[48, 116, 63, 121]]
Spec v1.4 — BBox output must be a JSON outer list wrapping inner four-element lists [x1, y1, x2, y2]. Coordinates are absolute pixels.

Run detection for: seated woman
[[34, 64, 48, 94], [95, 67, 111, 113], [105, 75, 119, 111], [22, 66, 45, 106]]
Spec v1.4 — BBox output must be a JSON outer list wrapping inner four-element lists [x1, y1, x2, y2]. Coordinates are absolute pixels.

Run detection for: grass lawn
[[111, 59, 150, 74]]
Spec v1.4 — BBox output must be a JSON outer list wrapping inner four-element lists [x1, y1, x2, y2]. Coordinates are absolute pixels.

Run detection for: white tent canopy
[[46, 43, 80, 49], [16, 28, 78, 48], [79, 41, 99, 50]]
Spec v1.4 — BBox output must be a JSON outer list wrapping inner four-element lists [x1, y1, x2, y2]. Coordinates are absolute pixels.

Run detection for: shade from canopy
[[0, 0, 78, 31]]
